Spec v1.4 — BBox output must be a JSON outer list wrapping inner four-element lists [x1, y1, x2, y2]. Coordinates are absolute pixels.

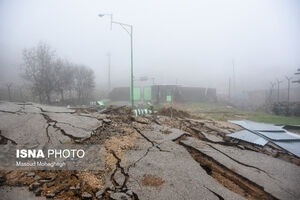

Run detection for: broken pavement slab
[[120, 125, 245, 200], [0, 102, 102, 145], [181, 137, 300, 200], [0, 112, 49, 145], [0, 186, 46, 200]]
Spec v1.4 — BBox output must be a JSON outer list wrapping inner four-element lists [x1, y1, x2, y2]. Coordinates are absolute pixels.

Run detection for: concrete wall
[[174, 87, 217, 102], [109, 87, 130, 101]]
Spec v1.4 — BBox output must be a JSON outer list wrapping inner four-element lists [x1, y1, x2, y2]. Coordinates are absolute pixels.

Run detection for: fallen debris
[[229, 120, 300, 157], [158, 107, 190, 118]]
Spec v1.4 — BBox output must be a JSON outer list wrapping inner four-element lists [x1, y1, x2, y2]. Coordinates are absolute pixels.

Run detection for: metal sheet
[[273, 141, 300, 158], [229, 120, 284, 131], [228, 130, 268, 146], [258, 131, 300, 141], [229, 120, 300, 157]]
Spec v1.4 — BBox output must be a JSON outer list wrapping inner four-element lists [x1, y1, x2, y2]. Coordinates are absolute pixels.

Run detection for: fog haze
[[1, 0, 300, 93]]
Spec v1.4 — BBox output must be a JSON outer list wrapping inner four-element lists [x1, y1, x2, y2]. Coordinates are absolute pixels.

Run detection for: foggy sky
[[1, 0, 300, 93]]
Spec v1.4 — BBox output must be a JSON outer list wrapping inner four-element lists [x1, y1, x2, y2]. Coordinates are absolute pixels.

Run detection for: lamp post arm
[[112, 21, 132, 28], [112, 21, 132, 36], [99, 14, 134, 106]]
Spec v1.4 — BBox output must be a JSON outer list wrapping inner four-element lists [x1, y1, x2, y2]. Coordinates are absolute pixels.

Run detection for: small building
[[109, 85, 217, 103]]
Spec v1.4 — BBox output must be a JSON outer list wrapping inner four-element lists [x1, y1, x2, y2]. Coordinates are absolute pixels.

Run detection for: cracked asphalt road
[[0, 101, 300, 200], [0, 102, 101, 145]]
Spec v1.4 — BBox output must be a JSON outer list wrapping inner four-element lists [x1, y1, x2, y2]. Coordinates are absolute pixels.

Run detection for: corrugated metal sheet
[[229, 120, 284, 131], [273, 141, 300, 158], [257, 131, 300, 141], [228, 120, 300, 158], [228, 130, 268, 146]]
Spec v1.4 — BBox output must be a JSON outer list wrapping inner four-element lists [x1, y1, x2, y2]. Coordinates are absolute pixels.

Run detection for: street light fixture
[[98, 13, 134, 107]]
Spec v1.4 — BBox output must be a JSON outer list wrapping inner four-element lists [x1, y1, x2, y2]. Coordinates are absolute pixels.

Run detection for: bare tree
[[54, 59, 75, 102], [74, 65, 95, 104], [21, 42, 96, 105], [5, 83, 13, 101], [21, 42, 56, 104]]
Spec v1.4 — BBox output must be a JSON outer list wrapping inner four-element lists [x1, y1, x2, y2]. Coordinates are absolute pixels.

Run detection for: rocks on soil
[[158, 107, 190, 118], [81, 191, 93, 200], [95, 189, 105, 199], [45, 193, 55, 198]]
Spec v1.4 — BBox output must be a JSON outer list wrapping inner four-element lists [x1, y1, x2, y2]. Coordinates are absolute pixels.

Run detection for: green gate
[[144, 87, 152, 101], [134, 87, 141, 101]]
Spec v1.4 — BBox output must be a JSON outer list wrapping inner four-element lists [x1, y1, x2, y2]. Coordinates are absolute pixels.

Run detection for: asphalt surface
[[0, 102, 100, 146], [182, 137, 300, 200], [1, 101, 299, 200]]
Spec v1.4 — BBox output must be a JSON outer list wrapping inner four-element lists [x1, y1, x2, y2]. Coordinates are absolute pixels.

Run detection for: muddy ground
[[0, 102, 299, 200]]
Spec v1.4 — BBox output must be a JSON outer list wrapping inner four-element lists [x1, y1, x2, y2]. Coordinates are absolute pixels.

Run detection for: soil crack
[[133, 127, 170, 152], [175, 138, 279, 200], [41, 113, 82, 143], [204, 186, 225, 200], [101, 150, 140, 200]]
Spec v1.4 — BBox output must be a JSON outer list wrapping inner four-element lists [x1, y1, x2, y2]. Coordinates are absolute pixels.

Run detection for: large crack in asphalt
[[127, 146, 153, 170], [34, 106, 76, 114], [103, 124, 172, 199], [0, 110, 24, 115], [205, 143, 273, 176], [110, 150, 129, 191], [133, 126, 170, 152], [41, 113, 82, 143], [56, 121, 91, 132], [204, 186, 225, 200], [156, 116, 300, 165], [127, 126, 171, 174], [203, 143, 288, 186], [45, 124, 52, 143], [174, 135, 279, 200], [101, 150, 140, 200], [0, 130, 17, 145], [187, 126, 247, 149]]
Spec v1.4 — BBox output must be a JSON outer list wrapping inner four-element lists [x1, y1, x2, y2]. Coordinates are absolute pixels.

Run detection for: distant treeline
[[18, 42, 95, 104]]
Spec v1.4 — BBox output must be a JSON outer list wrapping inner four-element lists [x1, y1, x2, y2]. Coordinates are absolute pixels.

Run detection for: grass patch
[[246, 112, 300, 125], [159, 102, 300, 125]]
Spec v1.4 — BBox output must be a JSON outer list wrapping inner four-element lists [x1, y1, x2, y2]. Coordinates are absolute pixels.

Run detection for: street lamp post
[[107, 52, 111, 91], [98, 13, 134, 107]]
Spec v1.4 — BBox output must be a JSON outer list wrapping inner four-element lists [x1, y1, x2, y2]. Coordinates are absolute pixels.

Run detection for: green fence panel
[[134, 87, 141, 101], [166, 95, 172, 102], [144, 87, 152, 101]]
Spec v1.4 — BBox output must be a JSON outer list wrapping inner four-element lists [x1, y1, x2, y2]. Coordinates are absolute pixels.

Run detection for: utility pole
[[232, 60, 235, 99], [228, 77, 231, 101], [151, 77, 155, 85], [292, 68, 300, 84], [276, 79, 283, 103], [130, 25, 134, 107], [107, 53, 111, 91], [99, 13, 134, 107], [286, 76, 292, 115], [269, 81, 276, 104]]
